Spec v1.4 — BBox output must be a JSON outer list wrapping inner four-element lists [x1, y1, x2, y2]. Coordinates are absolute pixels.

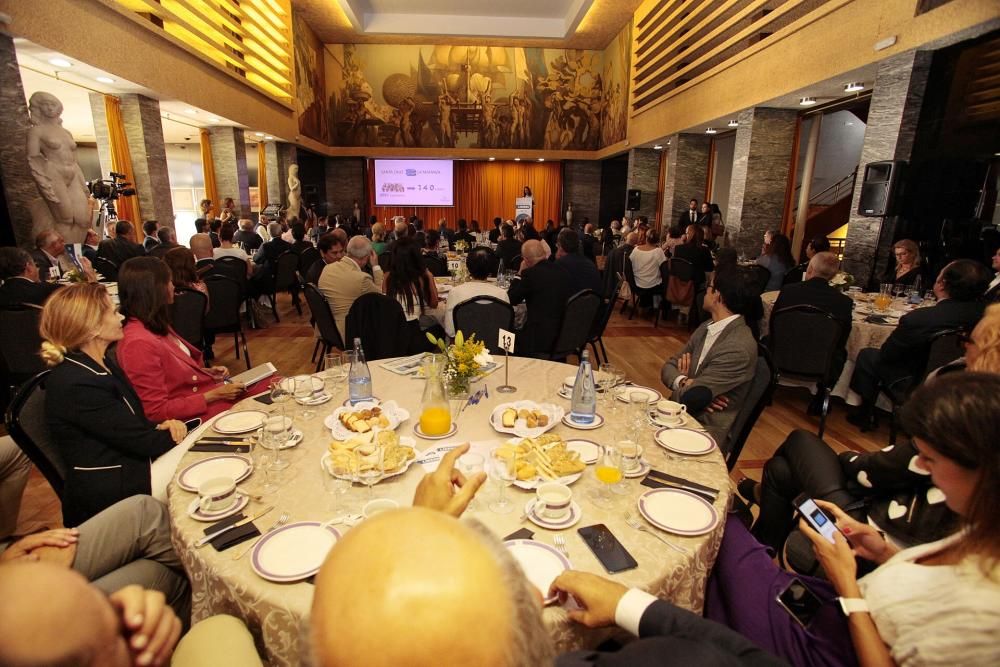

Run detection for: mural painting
[[601, 23, 631, 147], [294, 10, 330, 144]]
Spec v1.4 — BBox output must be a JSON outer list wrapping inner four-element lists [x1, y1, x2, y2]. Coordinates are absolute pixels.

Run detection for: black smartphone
[[793, 494, 843, 544], [184, 418, 202, 431], [776, 577, 824, 628], [577, 524, 638, 574]]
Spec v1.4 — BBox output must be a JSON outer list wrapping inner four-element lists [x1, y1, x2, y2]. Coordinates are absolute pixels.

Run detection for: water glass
[[322, 454, 355, 512], [324, 352, 348, 395], [262, 415, 291, 471], [489, 447, 517, 514], [356, 444, 384, 499], [457, 452, 485, 511], [249, 436, 276, 493], [294, 376, 319, 420]]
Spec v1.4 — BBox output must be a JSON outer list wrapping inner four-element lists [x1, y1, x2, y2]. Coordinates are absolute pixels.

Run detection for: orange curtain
[[102, 95, 141, 232], [257, 142, 269, 210], [367, 160, 561, 230], [200, 129, 219, 213]]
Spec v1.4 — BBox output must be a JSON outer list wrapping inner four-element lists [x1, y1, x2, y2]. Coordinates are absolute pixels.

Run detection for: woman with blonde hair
[[883, 238, 923, 287], [40, 283, 187, 525], [370, 222, 387, 255]]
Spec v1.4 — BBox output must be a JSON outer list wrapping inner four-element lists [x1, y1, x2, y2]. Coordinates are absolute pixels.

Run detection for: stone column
[[119, 94, 173, 226], [726, 107, 798, 256], [0, 34, 39, 246], [625, 148, 661, 224], [265, 141, 297, 210], [208, 126, 250, 216], [841, 51, 932, 286], [661, 133, 711, 229], [324, 157, 365, 220], [562, 160, 602, 229], [88, 93, 113, 180]]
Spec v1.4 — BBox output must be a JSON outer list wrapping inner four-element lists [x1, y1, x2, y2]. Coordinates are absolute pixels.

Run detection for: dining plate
[[524, 499, 583, 530], [325, 401, 409, 440], [251, 521, 341, 583], [513, 471, 584, 491], [490, 401, 564, 439], [320, 436, 418, 483], [653, 428, 716, 456], [637, 488, 719, 536], [615, 385, 663, 404], [647, 411, 690, 429], [341, 396, 382, 407], [176, 455, 253, 492], [560, 413, 605, 430], [504, 539, 571, 605], [562, 371, 612, 390], [564, 439, 601, 465], [186, 493, 249, 522], [213, 410, 268, 435]]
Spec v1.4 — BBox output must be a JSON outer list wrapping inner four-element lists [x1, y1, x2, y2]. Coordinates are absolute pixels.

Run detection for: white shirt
[[988, 272, 1000, 293], [444, 281, 510, 337], [629, 247, 667, 289], [213, 247, 250, 262], [672, 314, 741, 391]]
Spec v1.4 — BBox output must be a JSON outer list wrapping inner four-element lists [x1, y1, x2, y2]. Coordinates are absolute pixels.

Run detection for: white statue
[[26, 91, 92, 242], [565, 203, 573, 227], [287, 164, 301, 218]]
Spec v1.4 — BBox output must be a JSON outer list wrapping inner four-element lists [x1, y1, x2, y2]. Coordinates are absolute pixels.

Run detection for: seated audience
[[848, 259, 989, 430], [318, 235, 384, 342], [213, 222, 252, 278], [208, 219, 222, 248], [445, 248, 510, 338], [985, 244, 1000, 302], [508, 239, 573, 356], [661, 225, 685, 256], [163, 247, 208, 298], [370, 223, 387, 255], [232, 218, 263, 252], [189, 233, 215, 276], [661, 267, 759, 449], [785, 235, 831, 284], [488, 217, 502, 243], [82, 228, 100, 263], [0, 246, 61, 306], [756, 231, 794, 291], [31, 229, 72, 277], [98, 221, 146, 267], [881, 238, 924, 287], [629, 229, 667, 308], [672, 225, 714, 287], [496, 224, 521, 270], [382, 237, 440, 334], [251, 221, 292, 295], [421, 230, 449, 277], [306, 232, 345, 285], [40, 283, 186, 524], [148, 227, 180, 259], [115, 257, 248, 423], [290, 222, 312, 254], [454, 218, 476, 247], [556, 228, 602, 296], [142, 220, 160, 253], [580, 223, 597, 262]]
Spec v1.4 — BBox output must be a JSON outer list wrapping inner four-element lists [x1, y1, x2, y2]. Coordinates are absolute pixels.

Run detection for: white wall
[[796, 110, 866, 198], [709, 133, 736, 222]]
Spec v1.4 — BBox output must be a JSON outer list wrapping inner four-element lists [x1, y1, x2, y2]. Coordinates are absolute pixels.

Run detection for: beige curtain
[[257, 142, 269, 210], [103, 95, 141, 232]]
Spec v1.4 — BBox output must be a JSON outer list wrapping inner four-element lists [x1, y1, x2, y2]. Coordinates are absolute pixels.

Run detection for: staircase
[[792, 167, 857, 254]]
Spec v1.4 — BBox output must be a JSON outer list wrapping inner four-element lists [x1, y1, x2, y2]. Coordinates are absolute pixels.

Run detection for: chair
[[621, 258, 640, 319], [344, 293, 409, 360], [767, 305, 846, 438], [203, 275, 251, 368], [169, 288, 208, 352], [91, 256, 118, 282], [545, 290, 602, 362], [303, 284, 346, 372], [585, 276, 623, 365], [724, 344, 777, 471], [749, 265, 772, 293], [378, 251, 392, 273], [274, 251, 302, 316], [452, 297, 515, 355], [0, 304, 46, 393], [4, 370, 65, 500], [208, 256, 257, 327], [298, 246, 320, 277]]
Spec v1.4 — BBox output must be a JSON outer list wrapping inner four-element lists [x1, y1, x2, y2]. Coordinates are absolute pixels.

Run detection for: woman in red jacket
[[116, 257, 248, 422]]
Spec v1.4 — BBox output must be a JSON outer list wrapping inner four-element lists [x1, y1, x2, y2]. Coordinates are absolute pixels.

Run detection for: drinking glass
[[457, 452, 485, 511], [324, 352, 348, 397], [262, 415, 291, 471], [322, 453, 355, 513], [294, 376, 319, 420], [599, 362, 615, 410], [593, 444, 623, 507], [892, 283, 905, 299], [628, 390, 652, 434], [489, 448, 517, 514], [249, 435, 276, 493], [614, 439, 642, 495], [356, 443, 384, 499], [875, 284, 893, 312]]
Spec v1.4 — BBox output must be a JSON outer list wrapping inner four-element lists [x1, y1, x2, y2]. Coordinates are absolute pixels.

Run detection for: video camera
[[88, 171, 137, 201]]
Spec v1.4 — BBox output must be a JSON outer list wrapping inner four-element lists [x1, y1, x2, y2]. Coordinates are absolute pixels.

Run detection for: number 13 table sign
[[497, 329, 516, 394]]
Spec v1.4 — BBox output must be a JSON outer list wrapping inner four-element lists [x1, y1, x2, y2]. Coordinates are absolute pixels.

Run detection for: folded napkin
[[253, 393, 275, 405], [504, 527, 535, 541], [190, 444, 250, 453], [203, 513, 261, 552], [641, 469, 718, 502]]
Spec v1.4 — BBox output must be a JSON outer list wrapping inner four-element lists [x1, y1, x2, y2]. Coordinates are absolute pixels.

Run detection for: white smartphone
[[794, 494, 842, 544]]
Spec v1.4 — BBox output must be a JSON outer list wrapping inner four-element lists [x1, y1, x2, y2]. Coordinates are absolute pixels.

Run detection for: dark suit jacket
[[497, 239, 522, 269], [45, 352, 175, 526], [557, 600, 787, 667], [290, 240, 313, 255], [232, 230, 263, 252], [454, 230, 476, 247], [508, 260, 574, 355], [878, 298, 983, 379], [30, 249, 61, 276], [253, 238, 292, 269], [985, 279, 1000, 304], [581, 234, 597, 261], [82, 245, 98, 263], [603, 242, 634, 297], [148, 243, 179, 260], [881, 265, 924, 288], [672, 243, 714, 286], [0, 277, 61, 307], [773, 277, 853, 350], [209, 232, 221, 248], [421, 252, 449, 277], [98, 237, 146, 267], [142, 236, 159, 252], [305, 258, 327, 285], [557, 253, 602, 296]]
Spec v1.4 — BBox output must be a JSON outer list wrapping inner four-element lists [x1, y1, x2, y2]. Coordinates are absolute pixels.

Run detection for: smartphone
[[794, 494, 842, 544], [577, 524, 638, 574], [776, 577, 824, 628], [184, 418, 202, 431]]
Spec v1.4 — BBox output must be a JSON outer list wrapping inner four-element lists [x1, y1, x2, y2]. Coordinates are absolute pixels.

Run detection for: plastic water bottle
[[570, 350, 597, 424], [348, 338, 373, 404]]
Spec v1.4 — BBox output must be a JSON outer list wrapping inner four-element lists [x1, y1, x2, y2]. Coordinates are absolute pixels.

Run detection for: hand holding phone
[[793, 494, 843, 544]]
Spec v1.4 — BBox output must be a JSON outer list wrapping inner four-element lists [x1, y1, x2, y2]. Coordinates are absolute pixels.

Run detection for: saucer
[[649, 412, 686, 428], [525, 499, 582, 529], [561, 413, 605, 430], [186, 492, 249, 522], [413, 422, 458, 440], [623, 460, 651, 478]]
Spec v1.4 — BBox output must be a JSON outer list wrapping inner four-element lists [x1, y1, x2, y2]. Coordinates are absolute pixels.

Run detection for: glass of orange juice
[[594, 444, 623, 507], [419, 406, 451, 436]]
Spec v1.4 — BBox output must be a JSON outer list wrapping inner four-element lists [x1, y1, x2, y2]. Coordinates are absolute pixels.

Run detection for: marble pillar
[[88, 93, 113, 182], [625, 148, 661, 224], [208, 126, 250, 216], [661, 134, 711, 228], [323, 157, 365, 220], [562, 160, 602, 229], [119, 94, 173, 226], [726, 107, 798, 256], [842, 51, 932, 286]]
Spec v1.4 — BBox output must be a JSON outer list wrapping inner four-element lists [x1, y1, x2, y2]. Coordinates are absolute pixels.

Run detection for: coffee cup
[[362, 498, 399, 519], [197, 477, 237, 513], [536, 482, 572, 520], [656, 400, 687, 421]]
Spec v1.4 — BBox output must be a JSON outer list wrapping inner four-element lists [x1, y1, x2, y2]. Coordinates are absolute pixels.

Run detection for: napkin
[[642, 469, 718, 501], [203, 513, 261, 552], [504, 527, 535, 541], [190, 443, 250, 453], [253, 393, 275, 406]]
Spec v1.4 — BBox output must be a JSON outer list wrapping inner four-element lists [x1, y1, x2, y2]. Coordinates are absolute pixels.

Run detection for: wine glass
[[893, 283, 905, 299], [489, 447, 517, 514], [294, 376, 319, 421], [249, 433, 276, 494], [322, 453, 356, 513], [356, 443, 384, 499], [457, 452, 485, 511], [324, 352, 348, 396], [593, 444, 623, 507], [262, 414, 291, 472], [599, 362, 615, 410]]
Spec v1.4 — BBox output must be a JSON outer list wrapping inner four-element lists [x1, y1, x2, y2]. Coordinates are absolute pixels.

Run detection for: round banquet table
[[167, 356, 732, 666]]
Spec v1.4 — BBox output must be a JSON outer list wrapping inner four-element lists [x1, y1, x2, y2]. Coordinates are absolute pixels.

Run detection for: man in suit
[[421, 230, 449, 277], [581, 223, 597, 262], [31, 229, 71, 278], [508, 239, 574, 356], [208, 219, 222, 248], [453, 219, 476, 248], [317, 235, 384, 342], [496, 224, 521, 270], [148, 227, 180, 260], [289, 222, 313, 255], [252, 222, 292, 274], [661, 266, 759, 450], [190, 233, 215, 276], [141, 220, 159, 252], [82, 228, 100, 264], [0, 247, 62, 306], [848, 258, 989, 430], [232, 218, 263, 252], [488, 217, 502, 243], [305, 233, 345, 285], [98, 221, 145, 268], [985, 244, 1000, 303], [683, 198, 699, 226], [555, 228, 602, 296]]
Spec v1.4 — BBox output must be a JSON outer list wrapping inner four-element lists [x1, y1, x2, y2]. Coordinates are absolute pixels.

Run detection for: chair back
[[768, 305, 845, 384], [749, 265, 771, 294], [203, 275, 242, 332], [623, 255, 638, 291], [477, 247, 501, 277], [452, 297, 515, 354], [668, 256, 695, 282], [0, 305, 46, 386], [724, 345, 776, 470], [509, 254, 523, 272], [91, 256, 118, 282], [208, 256, 248, 294], [298, 246, 320, 276], [170, 288, 208, 348], [345, 293, 409, 360], [274, 251, 301, 291], [923, 329, 966, 381], [304, 283, 345, 350], [550, 290, 602, 361], [378, 251, 392, 273], [588, 277, 623, 344], [4, 370, 65, 498]]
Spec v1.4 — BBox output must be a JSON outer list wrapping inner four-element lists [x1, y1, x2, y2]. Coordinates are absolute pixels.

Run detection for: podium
[[515, 196, 533, 223]]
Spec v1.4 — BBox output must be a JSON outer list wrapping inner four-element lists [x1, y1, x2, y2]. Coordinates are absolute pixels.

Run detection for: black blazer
[[880, 298, 983, 376], [253, 238, 292, 268], [556, 600, 787, 667], [508, 260, 574, 354], [232, 230, 263, 252], [773, 277, 853, 348], [0, 278, 61, 307], [82, 245, 99, 263], [45, 352, 175, 526], [497, 239, 522, 269], [881, 265, 924, 288], [143, 236, 159, 252], [581, 234, 597, 261], [98, 237, 146, 267], [557, 253, 602, 296], [209, 232, 221, 248], [985, 279, 1000, 304], [672, 243, 714, 286]]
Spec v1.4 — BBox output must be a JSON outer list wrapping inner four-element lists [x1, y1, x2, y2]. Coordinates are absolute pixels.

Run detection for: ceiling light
[[48, 57, 72, 68], [705, 128, 717, 134], [184, 108, 198, 115], [208, 116, 221, 123], [255, 132, 264, 137], [799, 97, 817, 106], [95, 76, 115, 84], [653, 145, 663, 150], [537, 158, 544, 162], [844, 82, 864, 92], [514, 158, 521, 162], [264, 136, 274, 140], [727, 119, 738, 127], [488, 157, 495, 161]]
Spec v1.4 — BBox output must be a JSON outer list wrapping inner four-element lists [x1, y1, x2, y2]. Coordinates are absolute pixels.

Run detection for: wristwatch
[[838, 597, 869, 616]]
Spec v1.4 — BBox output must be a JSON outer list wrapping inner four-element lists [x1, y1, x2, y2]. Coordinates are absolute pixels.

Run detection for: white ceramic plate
[[562, 371, 612, 390], [251, 521, 341, 582], [320, 436, 418, 483], [615, 385, 663, 404], [560, 413, 605, 430], [653, 428, 716, 456], [342, 396, 382, 407], [648, 411, 691, 429], [176, 455, 253, 492], [564, 439, 601, 465], [186, 493, 250, 522], [504, 539, 571, 605], [490, 401, 564, 438], [637, 488, 719, 536], [213, 410, 268, 435], [524, 499, 583, 530], [325, 401, 409, 440], [513, 471, 583, 491]]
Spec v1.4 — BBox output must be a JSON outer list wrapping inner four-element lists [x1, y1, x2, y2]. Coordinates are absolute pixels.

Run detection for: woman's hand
[[156, 420, 187, 444], [814, 500, 897, 565], [799, 518, 859, 596], [204, 382, 245, 402], [206, 366, 230, 381]]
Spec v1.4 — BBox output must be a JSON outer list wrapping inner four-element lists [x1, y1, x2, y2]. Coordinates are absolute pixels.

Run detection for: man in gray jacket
[[661, 267, 758, 451]]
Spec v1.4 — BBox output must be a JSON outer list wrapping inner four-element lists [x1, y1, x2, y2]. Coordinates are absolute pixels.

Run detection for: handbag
[[666, 275, 694, 307]]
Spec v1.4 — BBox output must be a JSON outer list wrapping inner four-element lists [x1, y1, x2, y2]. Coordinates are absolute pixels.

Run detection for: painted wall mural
[[294, 10, 329, 144], [601, 24, 631, 147]]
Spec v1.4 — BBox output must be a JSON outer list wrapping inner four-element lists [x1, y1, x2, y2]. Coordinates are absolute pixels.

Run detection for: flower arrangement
[[829, 271, 855, 291], [454, 239, 469, 254], [63, 269, 88, 283], [425, 330, 493, 396]]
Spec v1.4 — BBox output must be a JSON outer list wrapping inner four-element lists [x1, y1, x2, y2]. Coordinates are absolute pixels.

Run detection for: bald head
[[312, 508, 551, 667], [807, 251, 840, 281], [189, 233, 213, 259], [0, 562, 129, 667], [520, 240, 549, 268]]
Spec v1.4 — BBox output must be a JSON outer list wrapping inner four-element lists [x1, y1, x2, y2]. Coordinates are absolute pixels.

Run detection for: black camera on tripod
[[88, 171, 137, 201]]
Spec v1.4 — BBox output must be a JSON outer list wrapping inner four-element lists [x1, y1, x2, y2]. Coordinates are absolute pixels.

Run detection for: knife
[[644, 473, 718, 499], [195, 440, 250, 446], [196, 506, 274, 548], [197, 437, 252, 443]]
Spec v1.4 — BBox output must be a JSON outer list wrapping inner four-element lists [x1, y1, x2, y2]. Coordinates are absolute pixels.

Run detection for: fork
[[553, 535, 569, 557], [623, 511, 690, 555], [232, 512, 290, 560], [663, 454, 715, 465]]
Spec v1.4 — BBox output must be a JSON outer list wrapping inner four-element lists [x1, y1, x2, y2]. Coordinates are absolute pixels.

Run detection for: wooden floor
[[12, 293, 892, 534]]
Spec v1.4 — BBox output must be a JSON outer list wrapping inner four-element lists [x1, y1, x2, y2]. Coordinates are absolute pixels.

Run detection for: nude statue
[[287, 164, 302, 218], [26, 92, 92, 242]]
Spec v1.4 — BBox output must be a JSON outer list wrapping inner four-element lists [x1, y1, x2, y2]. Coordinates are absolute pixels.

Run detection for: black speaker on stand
[[626, 189, 641, 211], [858, 160, 905, 216]]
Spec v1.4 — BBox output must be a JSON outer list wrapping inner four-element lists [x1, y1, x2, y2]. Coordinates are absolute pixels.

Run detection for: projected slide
[[374, 159, 454, 207]]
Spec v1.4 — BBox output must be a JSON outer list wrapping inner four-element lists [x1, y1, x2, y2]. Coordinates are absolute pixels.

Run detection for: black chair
[[749, 265, 772, 293], [203, 275, 251, 368], [304, 283, 346, 372], [422, 253, 449, 278], [274, 251, 302, 317], [585, 276, 623, 365], [345, 293, 409, 360], [91, 256, 118, 282], [883, 328, 966, 445], [5, 370, 66, 500], [169, 288, 208, 352], [621, 258, 640, 319], [724, 344, 777, 471], [452, 297, 515, 355], [767, 305, 846, 438], [0, 304, 46, 393], [545, 290, 603, 362], [378, 251, 392, 273], [208, 256, 258, 327], [298, 246, 320, 277]]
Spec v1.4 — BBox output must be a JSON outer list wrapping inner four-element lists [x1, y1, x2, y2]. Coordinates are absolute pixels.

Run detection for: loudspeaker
[[858, 160, 905, 216], [626, 189, 641, 211]]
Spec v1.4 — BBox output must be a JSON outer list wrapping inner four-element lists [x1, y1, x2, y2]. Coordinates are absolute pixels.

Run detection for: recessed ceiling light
[[184, 108, 198, 115], [95, 76, 115, 84], [255, 132, 264, 137], [488, 157, 496, 161], [844, 82, 864, 92], [653, 145, 663, 150], [264, 136, 274, 140], [705, 128, 717, 134], [537, 158, 544, 162], [514, 158, 521, 162], [727, 119, 738, 127], [208, 116, 221, 123], [48, 57, 72, 68], [799, 97, 817, 106]]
